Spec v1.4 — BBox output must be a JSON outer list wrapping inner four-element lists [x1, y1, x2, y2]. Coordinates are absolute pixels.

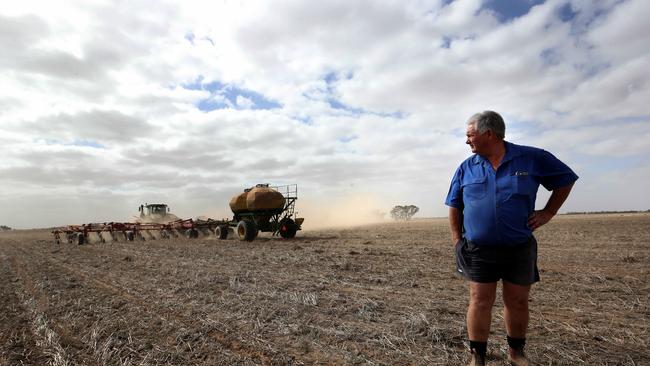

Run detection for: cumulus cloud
[[0, 0, 648, 228], [18, 110, 150, 144]]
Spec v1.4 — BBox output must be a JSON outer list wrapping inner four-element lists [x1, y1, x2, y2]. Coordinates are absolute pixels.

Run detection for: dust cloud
[[296, 192, 390, 230]]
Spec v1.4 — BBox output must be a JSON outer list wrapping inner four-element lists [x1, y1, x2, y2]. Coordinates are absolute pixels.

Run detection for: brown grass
[[1, 214, 648, 365]]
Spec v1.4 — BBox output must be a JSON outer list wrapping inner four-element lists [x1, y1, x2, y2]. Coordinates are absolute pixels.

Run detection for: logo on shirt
[[513, 171, 529, 176]]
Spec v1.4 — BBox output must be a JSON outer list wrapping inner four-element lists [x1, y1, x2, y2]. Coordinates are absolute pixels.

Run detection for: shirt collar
[[471, 141, 521, 165], [501, 141, 522, 164]]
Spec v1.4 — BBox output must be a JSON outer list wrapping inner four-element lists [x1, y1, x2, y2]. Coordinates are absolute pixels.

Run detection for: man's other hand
[[527, 210, 554, 231]]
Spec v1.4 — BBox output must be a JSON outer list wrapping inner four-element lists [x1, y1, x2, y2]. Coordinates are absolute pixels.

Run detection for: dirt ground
[[1, 214, 648, 365]]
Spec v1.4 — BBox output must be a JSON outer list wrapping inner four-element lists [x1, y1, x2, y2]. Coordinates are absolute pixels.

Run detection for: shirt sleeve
[[445, 166, 464, 208], [536, 149, 579, 191]]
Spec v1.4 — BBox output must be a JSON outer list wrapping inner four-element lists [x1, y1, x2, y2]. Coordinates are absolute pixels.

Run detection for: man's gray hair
[[467, 111, 506, 139]]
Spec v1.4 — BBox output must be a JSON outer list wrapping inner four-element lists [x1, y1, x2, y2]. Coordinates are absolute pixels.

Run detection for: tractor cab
[[135, 203, 179, 224], [139, 203, 170, 217]]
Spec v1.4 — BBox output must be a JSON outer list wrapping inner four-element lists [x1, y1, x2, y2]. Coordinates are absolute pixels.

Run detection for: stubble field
[[1, 214, 648, 365]]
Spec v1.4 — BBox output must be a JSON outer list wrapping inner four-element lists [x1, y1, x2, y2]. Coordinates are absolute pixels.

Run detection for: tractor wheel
[[186, 229, 199, 238], [237, 220, 258, 242], [216, 225, 229, 240], [279, 218, 297, 239]]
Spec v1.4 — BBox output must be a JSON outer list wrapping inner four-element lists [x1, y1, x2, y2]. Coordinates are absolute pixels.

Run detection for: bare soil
[[1, 214, 648, 365]]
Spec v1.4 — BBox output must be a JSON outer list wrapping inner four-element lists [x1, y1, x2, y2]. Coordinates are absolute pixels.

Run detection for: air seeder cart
[[216, 184, 304, 241]]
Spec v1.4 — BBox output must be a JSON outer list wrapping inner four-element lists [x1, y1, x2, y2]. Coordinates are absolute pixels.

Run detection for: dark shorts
[[455, 237, 540, 285]]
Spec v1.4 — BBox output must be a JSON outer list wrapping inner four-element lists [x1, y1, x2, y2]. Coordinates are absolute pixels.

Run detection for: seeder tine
[[125, 231, 135, 241], [137, 231, 146, 241], [52, 230, 62, 245], [112, 231, 126, 242], [87, 231, 102, 244]]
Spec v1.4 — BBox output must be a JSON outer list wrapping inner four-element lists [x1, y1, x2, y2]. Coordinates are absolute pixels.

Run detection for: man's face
[[466, 124, 490, 154]]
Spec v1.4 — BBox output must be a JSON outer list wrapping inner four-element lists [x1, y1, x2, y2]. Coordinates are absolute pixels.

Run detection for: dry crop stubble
[[0, 214, 648, 365], [0, 253, 49, 365]]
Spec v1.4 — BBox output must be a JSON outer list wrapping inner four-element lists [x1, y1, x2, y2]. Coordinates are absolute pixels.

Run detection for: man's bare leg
[[466, 282, 497, 365], [503, 281, 531, 365], [468, 281, 498, 340], [502, 281, 530, 337]]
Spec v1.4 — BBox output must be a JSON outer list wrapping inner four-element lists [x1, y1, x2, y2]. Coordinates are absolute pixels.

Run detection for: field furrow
[[34, 249, 290, 365], [1, 214, 648, 365], [0, 254, 49, 366]]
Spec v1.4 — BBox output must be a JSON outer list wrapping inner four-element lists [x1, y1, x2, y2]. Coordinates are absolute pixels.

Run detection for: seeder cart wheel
[[279, 218, 297, 239], [237, 220, 258, 242], [216, 225, 229, 240]]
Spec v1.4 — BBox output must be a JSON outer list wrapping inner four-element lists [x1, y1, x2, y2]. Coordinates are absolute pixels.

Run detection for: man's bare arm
[[449, 206, 463, 244], [528, 183, 575, 230]]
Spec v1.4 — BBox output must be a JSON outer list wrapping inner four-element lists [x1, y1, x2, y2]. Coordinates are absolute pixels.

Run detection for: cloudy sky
[[1, 0, 648, 229]]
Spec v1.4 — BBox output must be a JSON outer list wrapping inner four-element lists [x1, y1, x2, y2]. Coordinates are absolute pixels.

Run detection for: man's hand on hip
[[527, 210, 554, 231]]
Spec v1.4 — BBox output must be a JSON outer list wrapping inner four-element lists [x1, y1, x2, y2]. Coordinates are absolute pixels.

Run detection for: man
[[445, 111, 577, 366]]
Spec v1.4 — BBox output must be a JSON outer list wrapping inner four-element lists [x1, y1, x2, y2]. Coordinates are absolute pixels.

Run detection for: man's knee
[[469, 286, 497, 311], [503, 283, 530, 311], [504, 295, 528, 312]]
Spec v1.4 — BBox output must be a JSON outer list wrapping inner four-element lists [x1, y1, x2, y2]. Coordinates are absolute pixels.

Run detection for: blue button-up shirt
[[445, 141, 578, 246]]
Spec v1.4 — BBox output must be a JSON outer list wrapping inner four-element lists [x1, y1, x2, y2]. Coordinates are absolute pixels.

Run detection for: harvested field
[[1, 214, 648, 365]]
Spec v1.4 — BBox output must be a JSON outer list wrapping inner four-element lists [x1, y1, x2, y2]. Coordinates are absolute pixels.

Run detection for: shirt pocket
[[462, 177, 487, 201], [512, 174, 537, 196]]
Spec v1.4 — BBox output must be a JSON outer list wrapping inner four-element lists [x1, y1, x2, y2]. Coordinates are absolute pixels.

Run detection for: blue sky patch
[[185, 33, 215, 46], [338, 135, 358, 144], [324, 71, 353, 84], [197, 97, 230, 111], [326, 98, 407, 119], [38, 138, 106, 149], [324, 72, 338, 85], [327, 98, 365, 114], [293, 115, 313, 125], [482, 0, 545, 22], [557, 3, 577, 22], [183, 76, 281, 111], [441, 36, 452, 49], [540, 48, 561, 66], [185, 32, 195, 44], [69, 140, 106, 149]]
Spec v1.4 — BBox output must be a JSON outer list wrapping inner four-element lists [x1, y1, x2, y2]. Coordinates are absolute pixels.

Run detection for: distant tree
[[390, 205, 419, 221], [0, 225, 11, 231]]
